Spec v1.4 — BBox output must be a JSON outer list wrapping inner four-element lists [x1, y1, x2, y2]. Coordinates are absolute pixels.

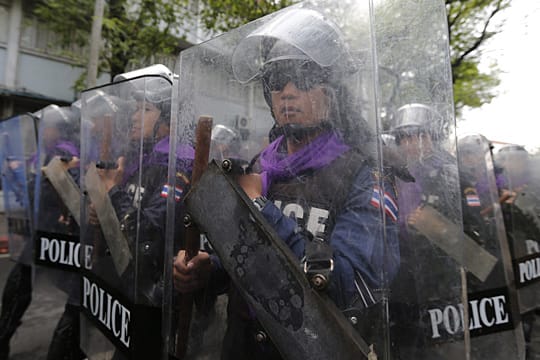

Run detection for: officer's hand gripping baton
[[174, 115, 213, 358]]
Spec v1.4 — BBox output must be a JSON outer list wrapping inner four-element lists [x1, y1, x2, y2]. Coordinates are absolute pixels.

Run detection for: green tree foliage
[[196, 0, 510, 115], [34, 0, 192, 81], [34, 0, 509, 113], [197, 0, 293, 33], [446, 0, 510, 114]]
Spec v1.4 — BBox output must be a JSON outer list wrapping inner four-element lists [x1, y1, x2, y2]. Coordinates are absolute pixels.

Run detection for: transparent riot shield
[[377, 1, 468, 359], [161, 2, 441, 359], [457, 134, 525, 359], [80, 69, 192, 360], [33, 105, 81, 272], [31, 104, 83, 350], [0, 114, 37, 263], [494, 145, 540, 316]]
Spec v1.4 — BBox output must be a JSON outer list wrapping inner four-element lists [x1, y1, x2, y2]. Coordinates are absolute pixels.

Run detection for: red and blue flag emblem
[[464, 187, 481, 207], [161, 184, 183, 202], [466, 194, 481, 207], [370, 186, 398, 222]]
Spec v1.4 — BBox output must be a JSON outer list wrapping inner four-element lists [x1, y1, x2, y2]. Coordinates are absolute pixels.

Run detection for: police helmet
[[211, 124, 240, 145], [457, 133, 491, 172], [494, 144, 529, 166], [391, 103, 444, 142], [458, 133, 489, 154], [131, 77, 172, 123], [232, 7, 355, 100], [113, 64, 174, 83], [85, 90, 123, 119], [232, 8, 356, 84], [129, 78, 172, 144], [36, 104, 78, 138], [231, 7, 372, 148], [114, 64, 173, 125]]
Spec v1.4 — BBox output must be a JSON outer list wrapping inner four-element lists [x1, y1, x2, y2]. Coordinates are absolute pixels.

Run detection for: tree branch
[[452, 0, 505, 69]]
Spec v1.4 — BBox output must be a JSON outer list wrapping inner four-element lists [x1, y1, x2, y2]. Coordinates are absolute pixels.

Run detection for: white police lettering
[[127, 184, 145, 207], [428, 295, 509, 338], [275, 201, 330, 237], [306, 207, 329, 237], [82, 276, 130, 347], [85, 244, 94, 270], [39, 236, 87, 268], [518, 256, 540, 284], [282, 203, 304, 220]]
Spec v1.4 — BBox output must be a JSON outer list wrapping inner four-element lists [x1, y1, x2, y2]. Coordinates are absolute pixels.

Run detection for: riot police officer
[[173, 7, 400, 359], [0, 113, 37, 360], [0, 104, 81, 360], [80, 66, 193, 359], [495, 145, 540, 359], [457, 134, 525, 359], [35, 104, 85, 360], [389, 103, 466, 359]]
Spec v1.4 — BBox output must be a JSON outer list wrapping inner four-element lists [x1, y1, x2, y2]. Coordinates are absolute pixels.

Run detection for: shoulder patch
[[371, 186, 398, 222], [464, 187, 480, 207], [161, 184, 183, 202]]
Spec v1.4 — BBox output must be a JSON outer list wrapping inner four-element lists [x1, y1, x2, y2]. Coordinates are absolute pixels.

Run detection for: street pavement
[[0, 254, 67, 359], [0, 253, 226, 360]]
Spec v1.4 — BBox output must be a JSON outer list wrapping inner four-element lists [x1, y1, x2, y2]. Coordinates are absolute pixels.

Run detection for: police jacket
[[209, 131, 400, 312], [108, 136, 192, 305], [393, 149, 462, 302]]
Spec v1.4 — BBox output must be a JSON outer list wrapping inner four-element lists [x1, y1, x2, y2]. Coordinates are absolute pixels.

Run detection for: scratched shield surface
[[79, 71, 176, 360], [457, 133, 525, 359], [0, 114, 37, 264], [160, 0, 462, 359], [494, 142, 540, 318]]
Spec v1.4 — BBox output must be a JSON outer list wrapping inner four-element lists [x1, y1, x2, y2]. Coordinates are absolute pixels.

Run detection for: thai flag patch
[[371, 186, 398, 222], [464, 187, 481, 207], [161, 184, 183, 202], [466, 194, 481, 207]]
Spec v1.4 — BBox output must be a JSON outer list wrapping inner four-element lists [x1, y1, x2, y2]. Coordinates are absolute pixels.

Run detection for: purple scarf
[[259, 131, 350, 195], [30, 140, 80, 167], [55, 141, 80, 158], [122, 136, 195, 185]]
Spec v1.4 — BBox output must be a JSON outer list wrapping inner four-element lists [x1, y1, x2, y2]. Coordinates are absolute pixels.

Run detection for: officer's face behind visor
[[130, 100, 161, 140], [394, 128, 425, 146], [262, 60, 332, 141]]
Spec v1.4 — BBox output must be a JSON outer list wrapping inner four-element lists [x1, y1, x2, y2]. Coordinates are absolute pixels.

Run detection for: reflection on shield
[[0, 114, 37, 263]]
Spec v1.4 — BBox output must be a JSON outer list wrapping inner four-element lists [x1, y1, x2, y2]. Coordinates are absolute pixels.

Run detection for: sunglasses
[[262, 61, 330, 92]]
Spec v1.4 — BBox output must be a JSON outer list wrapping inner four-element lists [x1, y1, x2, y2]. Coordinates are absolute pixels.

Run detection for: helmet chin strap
[[277, 121, 333, 143]]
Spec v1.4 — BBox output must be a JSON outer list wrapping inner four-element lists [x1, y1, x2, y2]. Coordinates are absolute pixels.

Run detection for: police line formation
[[0, 1, 539, 360]]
